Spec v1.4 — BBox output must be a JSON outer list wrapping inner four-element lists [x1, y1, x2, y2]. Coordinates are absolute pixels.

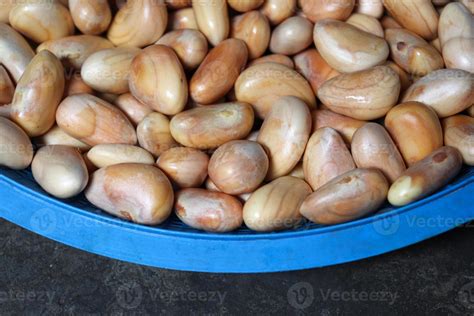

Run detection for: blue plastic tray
[[0, 166, 473, 273]]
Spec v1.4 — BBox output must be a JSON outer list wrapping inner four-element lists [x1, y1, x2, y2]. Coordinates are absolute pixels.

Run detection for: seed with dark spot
[[433, 152, 447, 163], [397, 42, 407, 50]]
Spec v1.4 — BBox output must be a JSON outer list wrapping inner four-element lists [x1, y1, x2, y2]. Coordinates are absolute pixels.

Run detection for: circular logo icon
[[30, 208, 57, 234], [287, 282, 314, 310], [116, 282, 143, 310], [373, 214, 400, 236], [458, 280, 474, 310]]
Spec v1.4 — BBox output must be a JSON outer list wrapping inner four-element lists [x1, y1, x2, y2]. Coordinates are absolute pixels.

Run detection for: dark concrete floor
[[1, 218, 474, 315]]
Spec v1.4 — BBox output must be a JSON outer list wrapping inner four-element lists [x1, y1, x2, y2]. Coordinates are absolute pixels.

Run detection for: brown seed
[[442, 115, 474, 165], [231, 10, 271, 60], [69, 0, 112, 35], [37, 35, 114, 69], [299, 0, 355, 23], [32, 145, 89, 199], [257, 96, 312, 180], [129, 45, 188, 115], [317, 66, 401, 120], [351, 123, 406, 183], [311, 109, 366, 144], [137, 112, 179, 157], [107, 0, 168, 48], [235, 62, 316, 118], [388, 146, 463, 206], [300, 168, 389, 225], [175, 188, 243, 232], [385, 28, 444, 76], [0, 117, 34, 170], [190, 39, 248, 105], [313, 19, 389, 73], [157, 147, 209, 188], [170, 102, 254, 149], [383, 0, 439, 40], [402, 69, 474, 118], [85, 163, 174, 225], [209, 140, 269, 195], [56, 94, 137, 146], [303, 127, 356, 191], [385, 101, 443, 166], [156, 29, 208, 70], [113, 93, 153, 126], [243, 176, 312, 232], [11, 51, 65, 137], [294, 49, 340, 94]]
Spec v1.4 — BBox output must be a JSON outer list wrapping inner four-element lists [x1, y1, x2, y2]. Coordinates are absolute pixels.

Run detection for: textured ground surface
[[1, 218, 474, 315]]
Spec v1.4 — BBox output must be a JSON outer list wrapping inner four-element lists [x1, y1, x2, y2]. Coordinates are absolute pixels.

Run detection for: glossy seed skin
[[69, 0, 112, 35], [299, 0, 355, 23], [385, 28, 444, 76], [113, 93, 153, 126], [0, 23, 35, 83], [351, 123, 406, 183], [190, 39, 248, 105], [137, 112, 178, 157], [10, 51, 65, 137], [170, 102, 254, 150], [303, 127, 356, 191], [313, 19, 389, 73], [383, 0, 439, 40], [81, 47, 140, 95], [0, 117, 34, 170], [243, 176, 312, 232], [385, 102, 443, 166], [235, 62, 316, 118], [209, 140, 269, 195], [9, 0, 74, 43], [107, 0, 168, 48], [32, 145, 89, 199], [402, 69, 474, 118], [87, 144, 155, 168], [300, 168, 389, 225], [231, 11, 270, 60], [388, 146, 463, 206], [156, 29, 208, 70], [311, 109, 366, 144], [56, 94, 137, 146], [269, 16, 313, 55], [442, 115, 474, 166], [85, 163, 174, 225], [193, 0, 229, 46], [129, 45, 188, 115], [157, 147, 209, 188], [317, 66, 401, 120], [257, 96, 312, 180], [37, 35, 114, 69], [294, 49, 340, 94], [175, 188, 243, 232]]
